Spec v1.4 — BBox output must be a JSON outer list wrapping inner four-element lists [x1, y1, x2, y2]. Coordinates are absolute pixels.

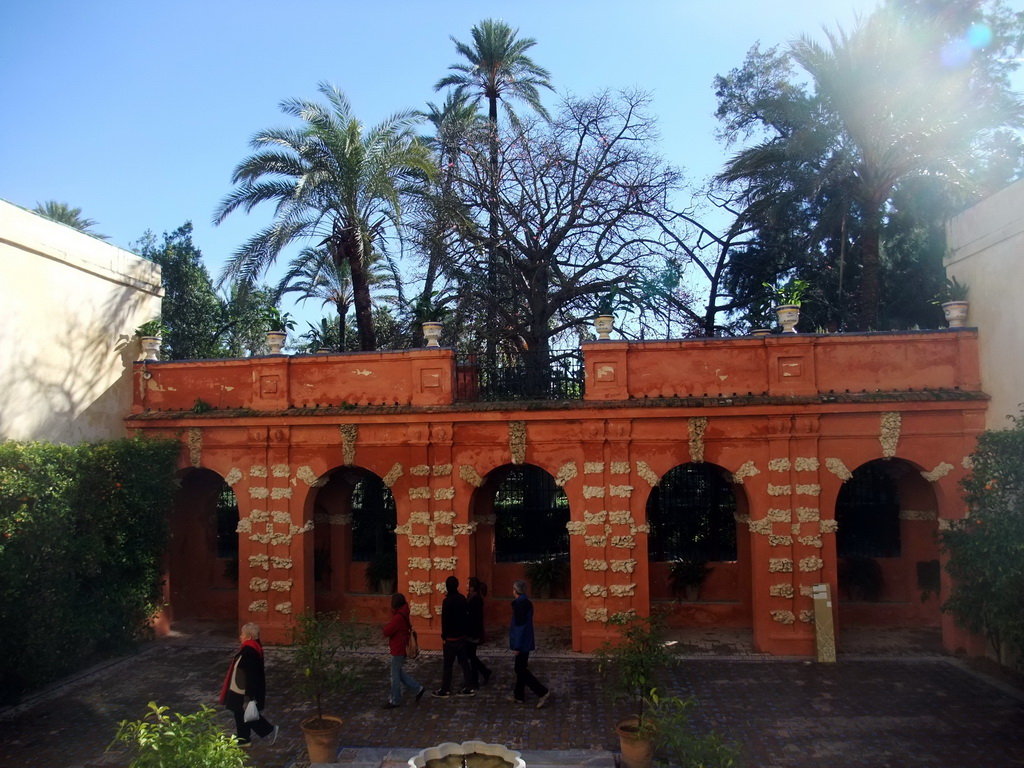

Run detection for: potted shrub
[[669, 559, 711, 602], [110, 701, 250, 767], [764, 279, 808, 333], [594, 288, 625, 340], [135, 318, 166, 361], [293, 611, 367, 763], [524, 555, 568, 599], [597, 612, 675, 768], [645, 689, 745, 768], [363, 548, 398, 594], [413, 291, 451, 347], [937, 276, 969, 328], [263, 307, 295, 354]]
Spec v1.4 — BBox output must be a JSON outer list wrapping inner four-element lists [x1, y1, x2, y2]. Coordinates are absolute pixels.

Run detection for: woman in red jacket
[[382, 593, 425, 708]]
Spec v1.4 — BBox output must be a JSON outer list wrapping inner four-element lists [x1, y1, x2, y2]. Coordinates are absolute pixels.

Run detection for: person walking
[[382, 593, 426, 708], [432, 576, 475, 698], [466, 577, 492, 688], [509, 579, 551, 709], [219, 622, 279, 746]]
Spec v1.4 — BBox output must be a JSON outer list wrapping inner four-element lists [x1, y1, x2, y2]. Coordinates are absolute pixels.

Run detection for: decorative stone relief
[[271, 487, 292, 499], [796, 507, 819, 522], [433, 511, 456, 524], [249, 600, 268, 613], [249, 554, 269, 570], [768, 484, 791, 496], [453, 522, 477, 536], [433, 557, 457, 570], [608, 510, 631, 525], [921, 463, 954, 482], [383, 463, 404, 488], [584, 511, 608, 525], [611, 610, 637, 622], [767, 509, 792, 522], [566, 521, 587, 535], [769, 583, 794, 598], [584, 462, 604, 474], [236, 519, 253, 533], [410, 465, 430, 476], [272, 464, 289, 478], [791, 523, 801, 535], [610, 559, 637, 573], [583, 584, 608, 597], [611, 462, 631, 475], [555, 462, 578, 487], [798, 536, 823, 548], [272, 511, 291, 525], [585, 608, 609, 623], [800, 586, 814, 598], [584, 559, 609, 571], [410, 602, 431, 618], [609, 485, 633, 498], [769, 558, 794, 573], [408, 557, 431, 570], [509, 421, 526, 465], [297, 466, 326, 487], [251, 510, 269, 522], [585, 535, 608, 547], [433, 535, 457, 547], [433, 464, 452, 477], [271, 580, 292, 592], [460, 465, 485, 487], [610, 535, 635, 549], [636, 461, 660, 487], [899, 509, 937, 521], [583, 485, 606, 499], [688, 417, 708, 463], [795, 484, 820, 496], [768, 458, 791, 472], [819, 519, 839, 534], [250, 465, 268, 478], [270, 557, 292, 569], [340, 424, 358, 465], [249, 577, 269, 592], [768, 535, 793, 547], [408, 581, 432, 596], [731, 461, 759, 484], [225, 467, 242, 486], [770, 610, 795, 624], [249, 487, 269, 499], [609, 584, 636, 597], [187, 428, 203, 468], [434, 487, 456, 500], [748, 518, 772, 535], [799, 610, 815, 623], [435, 583, 449, 594], [961, 456, 974, 470], [407, 535, 430, 547], [880, 412, 901, 458], [275, 602, 293, 615], [408, 487, 431, 499], [826, 458, 853, 481], [799, 556, 824, 572], [794, 457, 820, 472]]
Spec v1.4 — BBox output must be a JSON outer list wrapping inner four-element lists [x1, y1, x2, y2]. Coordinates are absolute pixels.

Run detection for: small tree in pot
[[597, 612, 675, 768], [293, 611, 367, 763]]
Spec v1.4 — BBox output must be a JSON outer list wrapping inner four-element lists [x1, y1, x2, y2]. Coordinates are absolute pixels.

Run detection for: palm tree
[[275, 247, 354, 351], [436, 19, 553, 359], [720, 9, 1015, 329], [32, 201, 109, 240], [213, 82, 435, 351]]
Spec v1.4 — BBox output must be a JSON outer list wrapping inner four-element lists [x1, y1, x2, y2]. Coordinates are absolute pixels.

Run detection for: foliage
[[134, 318, 167, 338], [669, 560, 711, 597], [33, 200, 109, 239], [647, 689, 745, 768], [363, 548, 398, 592], [764, 278, 809, 307], [110, 702, 249, 768], [936, 276, 970, 303], [215, 82, 436, 351], [524, 556, 569, 596], [0, 437, 179, 703], [597, 612, 675, 730], [262, 306, 295, 333], [714, 2, 1023, 331], [133, 224, 230, 359], [941, 409, 1024, 663], [292, 611, 369, 725]]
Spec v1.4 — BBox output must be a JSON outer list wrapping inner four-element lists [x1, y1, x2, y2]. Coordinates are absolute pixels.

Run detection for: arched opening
[[168, 468, 237, 620], [834, 458, 941, 626], [310, 467, 396, 613], [646, 462, 750, 626], [474, 464, 571, 609]]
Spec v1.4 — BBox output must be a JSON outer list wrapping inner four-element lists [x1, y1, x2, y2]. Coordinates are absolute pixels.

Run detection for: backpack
[[405, 616, 420, 660]]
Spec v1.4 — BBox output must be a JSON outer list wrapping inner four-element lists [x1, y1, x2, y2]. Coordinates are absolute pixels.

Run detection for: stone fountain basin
[[408, 741, 526, 768]]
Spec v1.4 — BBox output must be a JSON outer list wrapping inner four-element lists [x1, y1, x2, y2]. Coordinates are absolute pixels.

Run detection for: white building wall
[[0, 200, 162, 442], [946, 178, 1024, 431]]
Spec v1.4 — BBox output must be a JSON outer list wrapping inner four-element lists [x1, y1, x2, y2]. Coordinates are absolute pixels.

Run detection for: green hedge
[[0, 436, 179, 703]]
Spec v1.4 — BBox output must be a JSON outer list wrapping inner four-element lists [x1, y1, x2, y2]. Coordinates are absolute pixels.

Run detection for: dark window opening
[[836, 461, 901, 558], [350, 475, 397, 563], [215, 486, 239, 560], [647, 463, 738, 562], [494, 466, 570, 562]]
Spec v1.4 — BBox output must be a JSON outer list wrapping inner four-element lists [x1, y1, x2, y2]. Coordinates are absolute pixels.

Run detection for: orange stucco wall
[[128, 330, 986, 656]]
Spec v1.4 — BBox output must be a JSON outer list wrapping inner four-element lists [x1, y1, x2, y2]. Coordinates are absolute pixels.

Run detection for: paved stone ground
[[1, 624, 1022, 768]]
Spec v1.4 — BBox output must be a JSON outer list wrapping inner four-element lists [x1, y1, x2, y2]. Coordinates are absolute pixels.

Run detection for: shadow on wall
[[0, 285, 153, 442]]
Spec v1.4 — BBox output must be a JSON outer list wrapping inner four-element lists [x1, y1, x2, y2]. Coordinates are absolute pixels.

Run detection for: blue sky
[[2, 0, 889, 324]]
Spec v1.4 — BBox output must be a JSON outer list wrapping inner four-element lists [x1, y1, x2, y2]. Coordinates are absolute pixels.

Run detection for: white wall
[[946, 179, 1024, 430], [0, 200, 162, 442]]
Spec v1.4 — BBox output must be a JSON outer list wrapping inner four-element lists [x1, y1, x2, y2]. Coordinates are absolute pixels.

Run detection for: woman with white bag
[[219, 622, 279, 747]]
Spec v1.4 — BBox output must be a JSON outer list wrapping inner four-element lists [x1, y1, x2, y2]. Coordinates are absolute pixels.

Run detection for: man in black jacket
[[432, 576, 475, 697]]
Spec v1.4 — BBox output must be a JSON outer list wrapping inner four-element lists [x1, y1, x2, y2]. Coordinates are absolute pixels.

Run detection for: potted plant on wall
[[594, 288, 625, 341], [413, 291, 451, 348], [937, 276, 969, 328], [364, 549, 398, 594], [135, 318, 167, 361], [764, 279, 808, 333], [524, 555, 569, 599], [262, 306, 295, 354], [669, 559, 711, 602], [293, 611, 367, 764], [597, 612, 675, 768]]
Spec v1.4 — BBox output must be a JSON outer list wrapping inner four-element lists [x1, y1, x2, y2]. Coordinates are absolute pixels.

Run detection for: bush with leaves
[[292, 611, 369, 725], [941, 410, 1024, 664], [597, 612, 675, 733], [110, 702, 249, 768], [647, 689, 745, 768], [0, 437, 179, 702]]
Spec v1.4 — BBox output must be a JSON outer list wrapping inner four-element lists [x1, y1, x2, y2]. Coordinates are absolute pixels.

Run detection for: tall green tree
[[716, 4, 1023, 330], [436, 19, 553, 360], [32, 201, 109, 240], [275, 247, 354, 352], [214, 82, 435, 351]]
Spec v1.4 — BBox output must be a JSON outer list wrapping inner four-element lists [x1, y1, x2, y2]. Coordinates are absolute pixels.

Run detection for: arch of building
[[130, 332, 986, 655]]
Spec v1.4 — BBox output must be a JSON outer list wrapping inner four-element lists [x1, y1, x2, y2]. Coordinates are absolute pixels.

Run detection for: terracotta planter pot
[[615, 716, 655, 768], [301, 714, 343, 764]]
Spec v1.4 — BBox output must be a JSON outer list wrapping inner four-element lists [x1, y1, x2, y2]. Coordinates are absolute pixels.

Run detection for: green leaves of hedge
[[0, 436, 179, 703]]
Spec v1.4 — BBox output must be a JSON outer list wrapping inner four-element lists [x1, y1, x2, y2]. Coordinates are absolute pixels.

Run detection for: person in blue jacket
[[508, 579, 551, 708]]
